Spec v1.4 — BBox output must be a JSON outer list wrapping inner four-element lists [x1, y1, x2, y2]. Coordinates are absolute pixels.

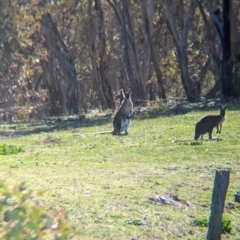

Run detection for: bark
[[78, 80, 88, 113], [121, 0, 138, 102], [177, 46, 198, 100], [202, 0, 240, 98], [40, 13, 79, 115], [206, 80, 221, 99], [197, 0, 221, 98], [87, 0, 108, 108], [230, 3, 240, 97], [221, 0, 234, 99], [232, 61, 240, 97], [141, 0, 152, 92], [95, 0, 115, 109], [199, 56, 211, 94], [107, 0, 138, 103], [125, 1, 146, 100], [159, 0, 199, 102], [142, 0, 166, 99], [41, 56, 67, 116]]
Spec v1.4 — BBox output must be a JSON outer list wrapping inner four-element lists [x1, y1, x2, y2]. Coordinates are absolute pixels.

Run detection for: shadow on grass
[[0, 114, 112, 138], [0, 97, 237, 138], [173, 138, 223, 145]]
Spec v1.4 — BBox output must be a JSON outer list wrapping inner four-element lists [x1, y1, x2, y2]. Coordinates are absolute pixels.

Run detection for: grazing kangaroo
[[95, 89, 133, 135], [194, 106, 227, 140]]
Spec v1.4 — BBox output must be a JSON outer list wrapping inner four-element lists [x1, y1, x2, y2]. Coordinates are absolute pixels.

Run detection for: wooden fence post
[[207, 170, 230, 240]]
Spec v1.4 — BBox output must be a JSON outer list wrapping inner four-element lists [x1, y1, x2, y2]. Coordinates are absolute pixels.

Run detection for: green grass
[[0, 143, 24, 155], [1, 108, 240, 239]]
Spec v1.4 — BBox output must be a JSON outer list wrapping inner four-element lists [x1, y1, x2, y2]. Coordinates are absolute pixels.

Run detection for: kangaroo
[[194, 106, 227, 140], [95, 89, 133, 135]]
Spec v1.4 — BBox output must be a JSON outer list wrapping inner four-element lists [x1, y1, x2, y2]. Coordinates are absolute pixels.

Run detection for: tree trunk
[[125, 0, 146, 100], [87, 0, 108, 108], [121, 0, 138, 102], [176, 45, 199, 102], [221, 0, 234, 99], [95, 0, 115, 109], [232, 61, 240, 97], [41, 56, 67, 116], [197, 0, 222, 98], [160, 0, 199, 102], [142, 0, 166, 99], [199, 56, 211, 95], [107, 0, 138, 103], [230, 2, 240, 97], [206, 80, 221, 99], [40, 13, 79, 115]]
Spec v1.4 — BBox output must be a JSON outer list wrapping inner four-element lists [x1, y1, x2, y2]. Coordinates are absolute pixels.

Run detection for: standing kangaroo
[[95, 89, 133, 135], [194, 106, 227, 140]]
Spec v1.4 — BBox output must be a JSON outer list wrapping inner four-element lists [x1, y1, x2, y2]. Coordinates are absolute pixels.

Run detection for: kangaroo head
[[119, 89, 133, 116], [219, 106, 227, 117], [122, 89, 132, 101]]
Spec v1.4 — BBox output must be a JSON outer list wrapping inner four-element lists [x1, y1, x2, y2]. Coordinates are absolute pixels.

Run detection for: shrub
[[0, 144, 24, 155], [0, 182, 71, 239], [222, 216, 232, 233], [191, 216, 232, 234]]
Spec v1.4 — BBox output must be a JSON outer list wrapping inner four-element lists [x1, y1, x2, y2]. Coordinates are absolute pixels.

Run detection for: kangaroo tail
[[94, 131, 113, 135]]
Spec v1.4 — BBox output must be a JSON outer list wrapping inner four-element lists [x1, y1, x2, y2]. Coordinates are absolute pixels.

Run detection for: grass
[[0, 143, 24, 155], [0, 107, 240, 239]]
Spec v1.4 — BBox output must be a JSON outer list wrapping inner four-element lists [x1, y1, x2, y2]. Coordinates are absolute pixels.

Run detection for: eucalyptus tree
[[197, 0, 240, 99], [40, 11, 79, 115], [94, 0, 115, 108], [107, 0, 141, 103], [142, 0, 166, 100], [1, 0, 240, 122], [159, 0, 199, 102], [0, 0, 80, 117]]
